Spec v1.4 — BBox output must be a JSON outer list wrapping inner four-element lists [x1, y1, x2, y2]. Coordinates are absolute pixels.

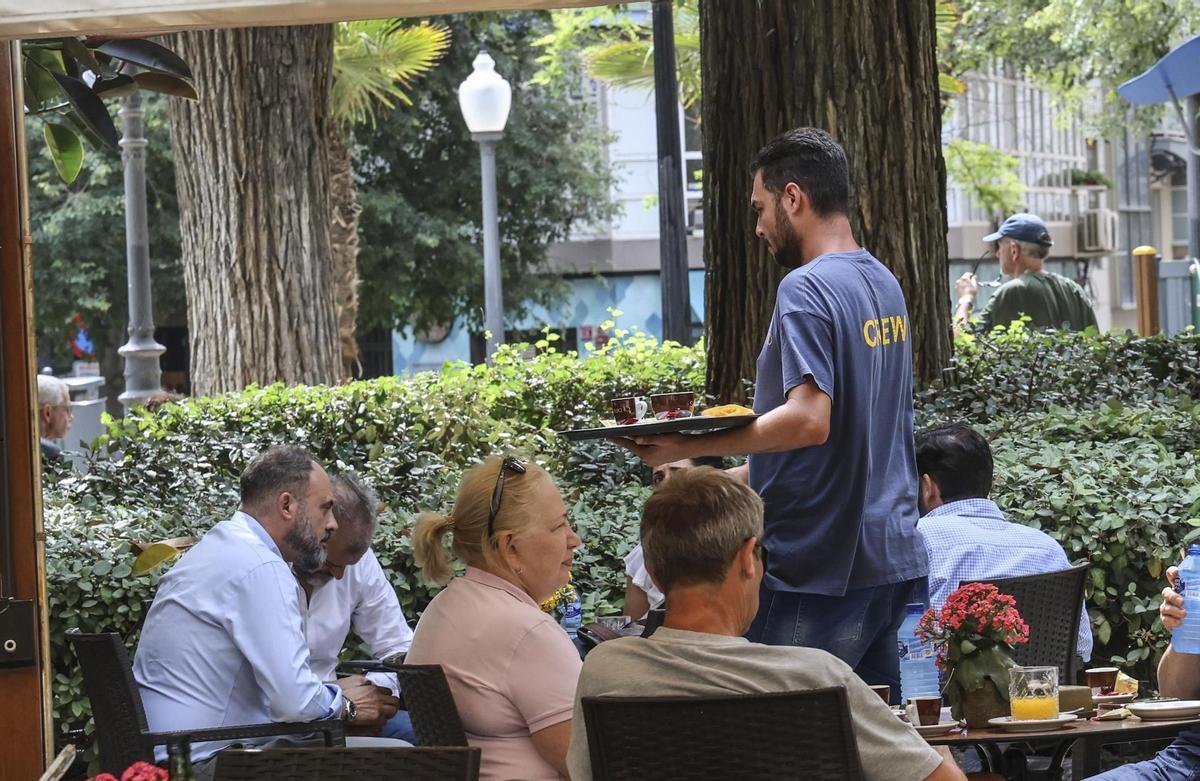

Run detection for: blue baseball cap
[[983, 213, 1054, 247]]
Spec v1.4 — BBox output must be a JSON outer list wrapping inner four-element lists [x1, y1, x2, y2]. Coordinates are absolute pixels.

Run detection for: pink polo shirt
[[407, 567, 581, 780]]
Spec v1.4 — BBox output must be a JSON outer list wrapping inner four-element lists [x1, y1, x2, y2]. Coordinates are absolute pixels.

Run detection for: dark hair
[[240, 445, 319, 508], [914, 424, 993, 502], [750, 127, 850, 217], [332, 473, 379, 552], [642, 467, 764, 593], [690, 455, 727, 470]]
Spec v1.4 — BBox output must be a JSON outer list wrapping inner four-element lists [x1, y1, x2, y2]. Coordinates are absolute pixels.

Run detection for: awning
[[1117, 33, 1200, 105], [0, 0, 615, 40]]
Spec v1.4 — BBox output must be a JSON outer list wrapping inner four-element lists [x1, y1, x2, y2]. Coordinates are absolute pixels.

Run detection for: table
[[926, 715, 1200, 778]]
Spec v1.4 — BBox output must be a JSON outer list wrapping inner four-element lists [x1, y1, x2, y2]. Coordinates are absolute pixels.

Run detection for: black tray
[[558, 414, 757, 442]]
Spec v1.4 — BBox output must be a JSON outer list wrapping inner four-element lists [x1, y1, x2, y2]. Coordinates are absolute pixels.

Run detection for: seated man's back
[[569, 628, 942, 781]]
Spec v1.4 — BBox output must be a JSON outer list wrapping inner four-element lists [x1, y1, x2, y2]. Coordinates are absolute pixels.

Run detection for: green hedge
[[44, 325, 1200, 745]]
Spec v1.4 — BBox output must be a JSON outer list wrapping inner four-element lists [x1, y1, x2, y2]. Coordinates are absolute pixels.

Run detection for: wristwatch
[[342, 698, 358, 722]]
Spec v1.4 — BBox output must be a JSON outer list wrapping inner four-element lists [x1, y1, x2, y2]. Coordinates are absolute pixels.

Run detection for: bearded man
[[615, 128, 927, 695], [134, 445, 400, 778]]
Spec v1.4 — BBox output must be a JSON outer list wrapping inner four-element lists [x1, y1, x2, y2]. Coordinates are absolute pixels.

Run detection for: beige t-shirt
[[407, 567, 582, 781], [567, 627, 943, 781]]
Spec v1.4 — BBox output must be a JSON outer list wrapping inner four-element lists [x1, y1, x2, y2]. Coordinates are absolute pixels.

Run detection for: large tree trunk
[[328, 127, 361, 381], [701, 0, 950, 402], [168, 25, 341, 396]]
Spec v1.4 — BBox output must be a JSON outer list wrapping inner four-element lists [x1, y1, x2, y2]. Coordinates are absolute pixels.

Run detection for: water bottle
[[561, 590, 583, 640], [1173, 545, 1200, 654], [898, 602, 940, 702]]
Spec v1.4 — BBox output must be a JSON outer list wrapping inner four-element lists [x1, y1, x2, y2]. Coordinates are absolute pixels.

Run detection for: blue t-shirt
[[750, 248, 927, 596]]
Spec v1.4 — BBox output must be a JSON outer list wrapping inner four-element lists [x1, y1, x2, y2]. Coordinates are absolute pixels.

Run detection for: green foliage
[[534, 1, 702, 110], [28, 94, 185, 369], [945, 0, 1200, 134], [332, 19, 451, 129], [943, 139, 1025, 221], [354, 12, 620, 336]]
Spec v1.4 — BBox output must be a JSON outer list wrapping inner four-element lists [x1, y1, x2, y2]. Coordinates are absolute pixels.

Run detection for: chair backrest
[[640, 608, 665, 638], [582, 687, 865, 781], [66, 631, 155, 774], [392, 664, 469, 747], [214, 746, 481, 781], [963, 563, 1090, 682]]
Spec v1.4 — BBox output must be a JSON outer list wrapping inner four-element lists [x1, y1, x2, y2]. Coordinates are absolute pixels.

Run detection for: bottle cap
[[905, 602, 927, 616], [1189, 544, 1200, 556]]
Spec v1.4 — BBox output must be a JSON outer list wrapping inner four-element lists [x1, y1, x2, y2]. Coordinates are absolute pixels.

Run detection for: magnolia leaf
[[133, 71, 199, 101], [43, 122, 84, 184], [22, 47, 67, 113], [92, 74, 138, 99], [97, 39, 193, 81], [132, 542, 182, 576], [51, 72, 120, 150]]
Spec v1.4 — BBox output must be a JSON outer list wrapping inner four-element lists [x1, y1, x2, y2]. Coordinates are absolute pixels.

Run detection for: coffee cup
[[869, 685, 890, 705], [610, 396, 648, 423], [911, 695, 942, 726], [1086, 667, 1119, 697], [650, 392, 695, 419]]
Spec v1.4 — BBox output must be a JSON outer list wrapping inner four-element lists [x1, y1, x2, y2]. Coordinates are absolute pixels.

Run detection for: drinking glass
[[1009, 666, 1059, 720]]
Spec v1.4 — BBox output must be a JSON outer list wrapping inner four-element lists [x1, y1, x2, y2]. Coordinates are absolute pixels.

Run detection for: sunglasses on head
[[487, 456, 526, 539]]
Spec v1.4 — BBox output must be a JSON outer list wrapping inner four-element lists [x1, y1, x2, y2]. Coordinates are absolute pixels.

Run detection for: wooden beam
[[0, 40, 53, 781]]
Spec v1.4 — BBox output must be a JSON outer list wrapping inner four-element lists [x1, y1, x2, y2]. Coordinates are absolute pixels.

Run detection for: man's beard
[[770, 201, 803, 269], [285, 505, 327, 573]]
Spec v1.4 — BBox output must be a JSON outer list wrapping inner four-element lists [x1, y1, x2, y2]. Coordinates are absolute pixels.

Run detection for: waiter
[[615, 127, 927, 692]]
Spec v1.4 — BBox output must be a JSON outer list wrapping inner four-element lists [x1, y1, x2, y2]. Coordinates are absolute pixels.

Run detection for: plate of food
[[558, 396, 757, 442]]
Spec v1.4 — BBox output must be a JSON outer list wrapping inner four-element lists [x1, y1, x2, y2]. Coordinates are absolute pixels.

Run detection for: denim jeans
[[380, 708, 417, 744], [745, 577, 928, 698], [1088, 730, 1200, 780]]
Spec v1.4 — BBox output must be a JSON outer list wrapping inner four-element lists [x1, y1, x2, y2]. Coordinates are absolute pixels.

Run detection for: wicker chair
[[68, 631, 344, 775], [582, 687, 865, 780], [963, 563, 1090, 683], [213, 746, 481, 781], [390, 664, 469, 747]]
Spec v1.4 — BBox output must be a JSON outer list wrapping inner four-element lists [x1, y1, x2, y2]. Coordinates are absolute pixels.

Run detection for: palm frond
[[332, 19, 451, 128]]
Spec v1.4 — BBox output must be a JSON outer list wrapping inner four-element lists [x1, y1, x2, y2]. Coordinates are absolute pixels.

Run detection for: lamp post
[[458, 48, 512, 361], [117, 88, 165, 410]]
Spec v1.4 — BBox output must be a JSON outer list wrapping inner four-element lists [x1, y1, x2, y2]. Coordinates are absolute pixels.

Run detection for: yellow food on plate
[[701, 404, 754, 418], [1115, 671, 1138, 695]]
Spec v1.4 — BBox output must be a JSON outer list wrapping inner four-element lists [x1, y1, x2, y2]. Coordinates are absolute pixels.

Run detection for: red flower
[[90, 775, 119, 781], [120, 762, 168, 781], [915, 582, 1030, 652]]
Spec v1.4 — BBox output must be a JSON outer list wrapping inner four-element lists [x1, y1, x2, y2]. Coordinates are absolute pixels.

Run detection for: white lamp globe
[[458, 50, 512, 134]]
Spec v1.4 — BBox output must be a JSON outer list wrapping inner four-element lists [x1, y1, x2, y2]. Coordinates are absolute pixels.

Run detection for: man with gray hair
[[567, 468, 969, 781], [954, 212, 1097, 334], [296, 472, 415, 742], [36, 374, 72, 461]]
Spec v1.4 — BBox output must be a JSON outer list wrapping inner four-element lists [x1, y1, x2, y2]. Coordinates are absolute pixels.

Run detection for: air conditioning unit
[[1078, 208, 1119, 253]]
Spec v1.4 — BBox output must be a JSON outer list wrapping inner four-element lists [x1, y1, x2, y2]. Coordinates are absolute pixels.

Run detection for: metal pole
[[475, 131, 504, 359], [117, 89, 164, 409], [652, 0, 691, 346], [1187, 94, 1199, 260]]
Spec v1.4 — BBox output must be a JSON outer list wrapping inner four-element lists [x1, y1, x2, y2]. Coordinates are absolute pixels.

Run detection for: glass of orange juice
[[1009, 666, 1059, 720]]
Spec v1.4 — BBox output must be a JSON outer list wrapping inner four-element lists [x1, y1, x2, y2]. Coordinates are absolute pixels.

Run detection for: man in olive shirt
[[954, 213, 1097, 334]]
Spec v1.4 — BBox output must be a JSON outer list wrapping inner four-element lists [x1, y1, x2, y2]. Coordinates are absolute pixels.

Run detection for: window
[[1172, 186, 1188, 250]]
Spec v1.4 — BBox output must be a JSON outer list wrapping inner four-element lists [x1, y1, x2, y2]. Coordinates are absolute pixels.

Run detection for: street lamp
[[458, 48, 512, 360]]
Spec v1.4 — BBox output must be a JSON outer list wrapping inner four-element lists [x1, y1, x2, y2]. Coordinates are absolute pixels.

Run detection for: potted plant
[[917, 582, 1030, 728]]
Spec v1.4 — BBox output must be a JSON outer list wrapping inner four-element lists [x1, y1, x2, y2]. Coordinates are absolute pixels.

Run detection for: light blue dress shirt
[[134, 511, 343, 761], [918, 498, 1092, 661]]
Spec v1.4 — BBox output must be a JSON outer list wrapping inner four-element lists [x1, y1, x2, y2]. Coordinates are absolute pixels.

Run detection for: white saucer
[[1093, 692, 1137, 704], [988, 714, 1079, 732], [1128, 700, 1200, 720], [913, 721, 959, 737]]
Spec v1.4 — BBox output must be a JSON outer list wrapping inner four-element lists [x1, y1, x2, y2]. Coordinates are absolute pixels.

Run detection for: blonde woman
[[407, 456, 583, 780]]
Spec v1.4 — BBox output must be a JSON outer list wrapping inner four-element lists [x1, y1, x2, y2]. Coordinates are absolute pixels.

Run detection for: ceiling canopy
[[0, 0, 615, 40]]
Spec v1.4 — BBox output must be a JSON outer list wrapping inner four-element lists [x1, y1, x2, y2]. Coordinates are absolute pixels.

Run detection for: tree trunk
[[328, 126, 361, 381], [168, 25, 341, 396], [700, 0, 950, 402]]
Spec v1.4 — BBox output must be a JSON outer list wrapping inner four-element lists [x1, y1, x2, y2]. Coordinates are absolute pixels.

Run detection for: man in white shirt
[[134, 446, 400, 776], [568, 467, 971, 781], [296, 472, 415, 742]]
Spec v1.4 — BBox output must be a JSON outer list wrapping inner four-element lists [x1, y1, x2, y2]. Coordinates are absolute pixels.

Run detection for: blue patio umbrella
[[1118, 34, 1200, 107], [1118, 34, 1200, 261]]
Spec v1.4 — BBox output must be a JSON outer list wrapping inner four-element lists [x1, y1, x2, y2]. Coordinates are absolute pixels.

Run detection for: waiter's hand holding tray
[[558, 391, 756, 441]]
